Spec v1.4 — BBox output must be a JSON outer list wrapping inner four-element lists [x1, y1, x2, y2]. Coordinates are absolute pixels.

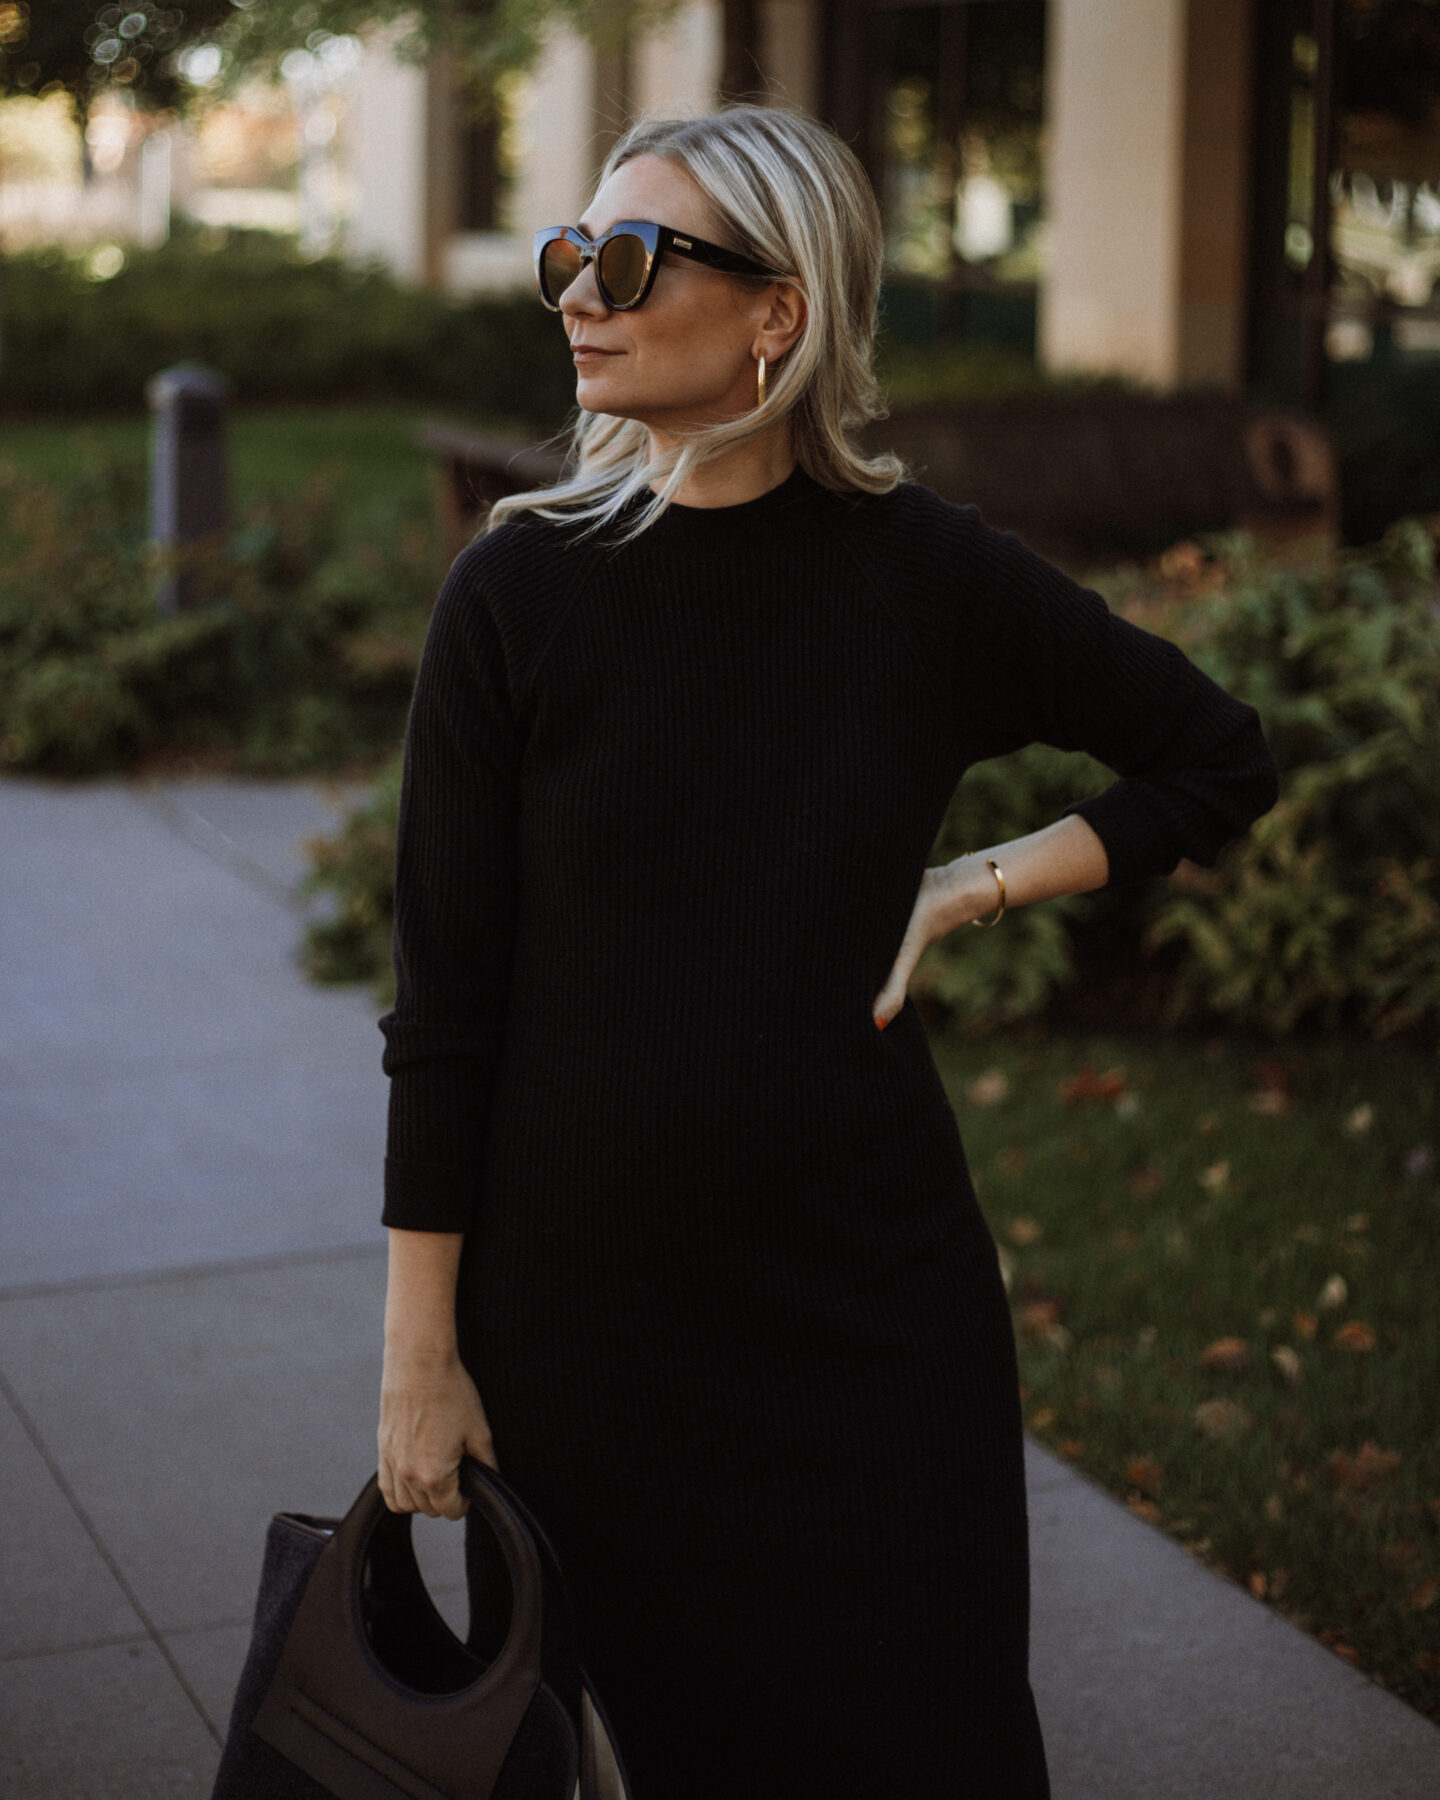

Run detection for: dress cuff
[[381, 1158, 478, 1233], [1063, 783, 1178, 890]]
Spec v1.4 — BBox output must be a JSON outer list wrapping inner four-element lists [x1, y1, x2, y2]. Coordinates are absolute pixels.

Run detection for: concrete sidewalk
[[2, 773, 1437, 1799]]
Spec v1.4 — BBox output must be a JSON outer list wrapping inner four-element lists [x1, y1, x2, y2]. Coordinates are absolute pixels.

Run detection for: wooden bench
[[422, 397, 1338, 571], [419, 422, 568, 560]]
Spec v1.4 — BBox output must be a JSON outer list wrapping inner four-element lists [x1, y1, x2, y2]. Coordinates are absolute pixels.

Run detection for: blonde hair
[[485, 103, 903, 543]]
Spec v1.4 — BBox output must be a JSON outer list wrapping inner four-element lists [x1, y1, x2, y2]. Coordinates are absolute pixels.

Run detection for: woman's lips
[[572, 347, 621, 362]]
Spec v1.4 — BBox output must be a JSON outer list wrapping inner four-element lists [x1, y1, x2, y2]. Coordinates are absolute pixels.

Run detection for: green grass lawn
[[928, 1022, 1440, 1719], [0, 403, 465, 528]]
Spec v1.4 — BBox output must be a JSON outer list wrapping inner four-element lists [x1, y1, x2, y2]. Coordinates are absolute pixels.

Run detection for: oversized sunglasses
[[533, 220, 781, 312]]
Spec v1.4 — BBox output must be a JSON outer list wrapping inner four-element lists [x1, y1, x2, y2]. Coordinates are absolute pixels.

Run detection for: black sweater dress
[[379, 463, 1278, 1799]]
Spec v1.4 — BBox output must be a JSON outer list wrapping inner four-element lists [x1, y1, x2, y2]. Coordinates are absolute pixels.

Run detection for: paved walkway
[[2, 774, 1437, 1799]]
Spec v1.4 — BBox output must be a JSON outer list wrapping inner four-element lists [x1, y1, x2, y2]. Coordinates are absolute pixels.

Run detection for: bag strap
[[460, 1460, 634, 1800]]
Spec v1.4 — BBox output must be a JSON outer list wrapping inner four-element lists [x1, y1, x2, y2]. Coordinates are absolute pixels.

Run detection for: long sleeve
[[378, 548, 522, 1231], [954, 510, 1279, 887]]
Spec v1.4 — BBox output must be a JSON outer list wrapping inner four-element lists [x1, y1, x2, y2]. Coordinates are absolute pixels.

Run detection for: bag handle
[[253, 1462, 549, 1798]]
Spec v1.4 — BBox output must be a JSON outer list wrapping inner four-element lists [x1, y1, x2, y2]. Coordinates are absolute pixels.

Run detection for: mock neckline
[[643, 463, 826, 534]]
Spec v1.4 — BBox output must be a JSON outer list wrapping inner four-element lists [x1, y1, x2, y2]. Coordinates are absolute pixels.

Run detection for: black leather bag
[[211, 1456, 633, 1800]]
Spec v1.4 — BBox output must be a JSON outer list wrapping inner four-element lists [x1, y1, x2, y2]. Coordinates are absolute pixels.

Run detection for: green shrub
[[301, 755, 403, 1003], [299, 520, 1440, 1045], [0, 454, 442, 775], [0, 233, 576, 428], [1131, 518, 1440, 1039]]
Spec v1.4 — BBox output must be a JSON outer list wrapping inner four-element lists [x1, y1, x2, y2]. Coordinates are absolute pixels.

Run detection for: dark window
[[1247, 0, 1440, 538], [458, 96, 509, 233], [823, 0, 1047, 348]]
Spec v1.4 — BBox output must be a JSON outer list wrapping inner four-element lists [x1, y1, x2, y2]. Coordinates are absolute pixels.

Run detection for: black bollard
[[147, 363, 229, 613]]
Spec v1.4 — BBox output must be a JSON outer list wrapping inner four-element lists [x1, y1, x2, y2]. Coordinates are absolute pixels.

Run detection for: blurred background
[[2, 0, 1438, 542], [3, 4, 1440, 1785]]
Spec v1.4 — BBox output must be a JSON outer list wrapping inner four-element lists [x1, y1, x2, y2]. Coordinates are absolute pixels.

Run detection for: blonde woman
[[376, 105, 1277, 1797]]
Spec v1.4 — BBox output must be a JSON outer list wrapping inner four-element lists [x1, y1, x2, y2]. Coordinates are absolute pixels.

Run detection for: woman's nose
[[559, 257, 609, 319]]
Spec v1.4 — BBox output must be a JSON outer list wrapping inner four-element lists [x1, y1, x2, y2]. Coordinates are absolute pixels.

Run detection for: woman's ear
[[757, 281, 807, 363]]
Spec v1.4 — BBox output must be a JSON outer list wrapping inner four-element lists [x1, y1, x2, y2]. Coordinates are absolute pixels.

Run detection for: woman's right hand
[[378, 1347, 499, 1519]]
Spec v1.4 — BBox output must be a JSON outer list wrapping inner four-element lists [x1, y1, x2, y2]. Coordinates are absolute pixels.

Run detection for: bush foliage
[[301, 519, 1440, 1044], [1, 233, 576, 428], [0, 454, 440, 775]]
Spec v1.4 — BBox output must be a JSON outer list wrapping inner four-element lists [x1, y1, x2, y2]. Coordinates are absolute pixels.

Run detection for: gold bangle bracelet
[[969, 857, 1006, 928]]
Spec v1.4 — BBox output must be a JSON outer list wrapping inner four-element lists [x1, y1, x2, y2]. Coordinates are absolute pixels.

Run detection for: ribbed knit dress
[[379, 463, 1278, 1800]]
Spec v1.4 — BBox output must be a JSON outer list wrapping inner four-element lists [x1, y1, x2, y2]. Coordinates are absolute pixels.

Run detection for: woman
[[376, 105, 1277, 1798]]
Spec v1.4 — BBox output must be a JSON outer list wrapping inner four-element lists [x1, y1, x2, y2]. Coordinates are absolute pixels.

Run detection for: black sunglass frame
[[533, 220, 782, 312]]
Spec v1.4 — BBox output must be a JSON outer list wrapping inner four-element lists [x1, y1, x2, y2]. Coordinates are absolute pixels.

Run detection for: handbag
[[211, 1454, 633, 1800]]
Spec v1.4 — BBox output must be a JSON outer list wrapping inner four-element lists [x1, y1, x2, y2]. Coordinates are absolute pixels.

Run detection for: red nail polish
[[875, 1015, 886, 1031]]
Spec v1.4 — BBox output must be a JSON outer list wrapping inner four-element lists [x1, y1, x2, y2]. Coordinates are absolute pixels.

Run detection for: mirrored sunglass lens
[[541, 238, 583, 302], [598, 234, 648, 305]]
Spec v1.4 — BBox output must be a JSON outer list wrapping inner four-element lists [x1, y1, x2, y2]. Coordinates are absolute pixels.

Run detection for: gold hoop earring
[[756, 353, 767, 408]]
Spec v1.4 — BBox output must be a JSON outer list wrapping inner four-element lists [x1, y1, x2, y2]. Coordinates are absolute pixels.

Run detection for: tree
[[0, 1, 696, 114]]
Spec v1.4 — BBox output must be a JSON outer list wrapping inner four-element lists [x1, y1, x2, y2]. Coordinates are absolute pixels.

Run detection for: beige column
[[1040, 0, 1188, 386], [633, 1, 724, 118], [344, 29, 429, 283], [1040, 0, 1254, 391], [760, 0, 819, 114]]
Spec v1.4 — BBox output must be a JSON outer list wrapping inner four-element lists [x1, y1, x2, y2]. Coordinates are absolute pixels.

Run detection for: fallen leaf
[[1381, 1541, 1420, 1571], [1128, 1165, 1165, 1198], [1247, 1060, 1293, 1116], [1018, 1298, 1059, 1331], [1327, 1441, 1401, 1490], [1345, 1212, 1371, 1234], [1292, 1310, 1318, 1342], [1264, 1493, 1285, 1523], [1007, 1215, 1044, 1247], [1344, 1102, 1375, 1136], [1317, 1274, 1349, 1312], [1331, 1643, 1361, 1665], [1248, 1570, 1268, 1599], [1058, 1438, 1084, 1459], [1200, 1336, 1249, 1373], [1028, 1406, 1057, 1431], [1058, 1066, 1128, 1105], [1125, 1455, 1164, 1496], [1332, 1319, 1376, 1351], [1251, 1057, 1291, 1094], [1410, 1578, 1440, 1613], [1269, 1569, 1290, 1600], [966, 1069, 1010, 1107], [1127, 1496, 1161, 1522], [1017, 1300, 1072, 1353], [1193, 1398, 1252, 1442], [997, 1145, 1028, 1175], [1270, 1345, 1303, 1385], [1198, 1159, 1231, 1192]]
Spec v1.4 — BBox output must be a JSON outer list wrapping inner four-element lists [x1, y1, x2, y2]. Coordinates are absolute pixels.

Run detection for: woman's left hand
[[872, 857, 999, 1029]]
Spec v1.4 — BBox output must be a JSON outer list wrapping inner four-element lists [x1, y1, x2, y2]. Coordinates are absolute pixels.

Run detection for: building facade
[[341, 0, 1439, 426]]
